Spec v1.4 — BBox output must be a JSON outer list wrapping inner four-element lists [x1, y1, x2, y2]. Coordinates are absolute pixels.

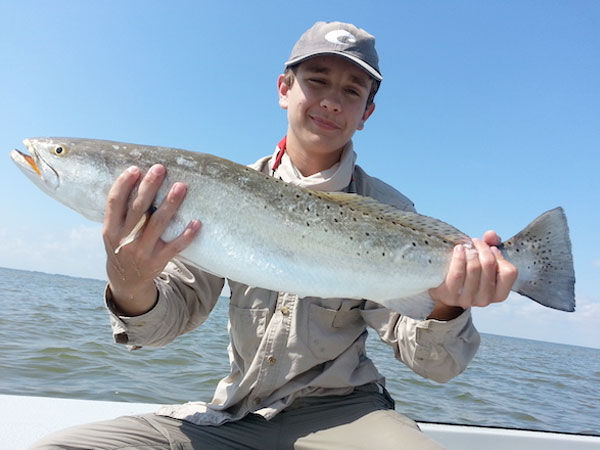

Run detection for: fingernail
[[151, 164, 165, 175], [187, 220, 201, 233], [127, 166, 139, 174], [172, 182, 186, 195]]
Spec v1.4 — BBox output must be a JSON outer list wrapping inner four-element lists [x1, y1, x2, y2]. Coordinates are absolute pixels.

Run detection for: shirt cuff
[[399, 308, 480, 382], [104, 283, 167, 349]]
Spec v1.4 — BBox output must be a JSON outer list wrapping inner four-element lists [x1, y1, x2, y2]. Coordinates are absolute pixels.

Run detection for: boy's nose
[[320, 96, 342, 113]]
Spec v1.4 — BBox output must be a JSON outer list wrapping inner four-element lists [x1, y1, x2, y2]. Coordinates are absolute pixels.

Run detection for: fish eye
[[53, 146, 67, 156]]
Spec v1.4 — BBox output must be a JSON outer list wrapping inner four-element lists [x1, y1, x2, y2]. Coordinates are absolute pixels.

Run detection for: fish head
[[10, 138, 118, 222]]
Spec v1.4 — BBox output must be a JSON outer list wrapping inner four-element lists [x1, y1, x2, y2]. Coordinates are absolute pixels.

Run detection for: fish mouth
[[10, 139, 60, 190], [11, 149, 41, 176]]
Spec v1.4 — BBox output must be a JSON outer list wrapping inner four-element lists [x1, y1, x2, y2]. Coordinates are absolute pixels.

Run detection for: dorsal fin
[[314, 191, 471, 245]]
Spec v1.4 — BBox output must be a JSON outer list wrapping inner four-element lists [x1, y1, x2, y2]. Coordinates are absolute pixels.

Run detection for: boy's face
[[278, 55, 376, 157]]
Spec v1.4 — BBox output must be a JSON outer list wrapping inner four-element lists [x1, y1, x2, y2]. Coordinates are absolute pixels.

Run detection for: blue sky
[[1, 1, 598, 349]]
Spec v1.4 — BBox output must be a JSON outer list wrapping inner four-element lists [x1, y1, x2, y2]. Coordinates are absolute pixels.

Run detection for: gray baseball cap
[[285, 21, 382, 81]]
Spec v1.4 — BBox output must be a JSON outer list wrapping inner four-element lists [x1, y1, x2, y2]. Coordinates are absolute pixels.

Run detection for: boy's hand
[[427, 231, 518, 320], [102, 164, 201, 316]]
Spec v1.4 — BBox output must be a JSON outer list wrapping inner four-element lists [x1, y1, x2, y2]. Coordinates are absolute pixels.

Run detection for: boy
[[33, 21, 517, 449]]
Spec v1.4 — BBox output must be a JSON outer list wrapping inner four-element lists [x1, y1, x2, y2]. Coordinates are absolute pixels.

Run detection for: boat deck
[[3, 394, 599, 449]]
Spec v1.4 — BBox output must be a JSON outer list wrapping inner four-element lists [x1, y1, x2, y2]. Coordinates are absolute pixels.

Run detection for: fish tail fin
[[500, 207, 575, 312]]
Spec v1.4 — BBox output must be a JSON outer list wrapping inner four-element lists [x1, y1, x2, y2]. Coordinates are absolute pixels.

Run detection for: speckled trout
[[10, 138, 575, 318]]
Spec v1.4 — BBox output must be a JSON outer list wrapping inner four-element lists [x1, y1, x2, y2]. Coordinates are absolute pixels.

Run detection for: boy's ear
[[278, 74, 290, 110], [357, 103, 376, 131]]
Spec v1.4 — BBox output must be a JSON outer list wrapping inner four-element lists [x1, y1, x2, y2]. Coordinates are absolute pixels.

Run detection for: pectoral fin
[[379, 291, 436, 320], [114, 212, 150, 254]]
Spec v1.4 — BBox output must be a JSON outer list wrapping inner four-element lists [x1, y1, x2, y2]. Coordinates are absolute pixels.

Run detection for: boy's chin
[[305, 137, 349, 155]]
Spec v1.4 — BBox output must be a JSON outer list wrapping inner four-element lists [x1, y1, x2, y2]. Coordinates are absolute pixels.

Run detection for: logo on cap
[[325, 30, 357, 45]]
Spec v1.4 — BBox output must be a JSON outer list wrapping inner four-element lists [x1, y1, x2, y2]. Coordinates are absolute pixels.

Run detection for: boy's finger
[[472, 238, 498, 306], [142, 182, 189, 247], [103, 166, 141, 244], [482, 230, 501, 247], [158, 220, 202, 262], [491, 247, 519, 302], [457, 245, 482, 308], [441, 245, 468, 305], [125, 164, 166, 233]]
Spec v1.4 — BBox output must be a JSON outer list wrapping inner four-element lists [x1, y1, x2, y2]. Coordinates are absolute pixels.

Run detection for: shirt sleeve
[[105, 258, 225, 350], [362, 296, 481, 383]]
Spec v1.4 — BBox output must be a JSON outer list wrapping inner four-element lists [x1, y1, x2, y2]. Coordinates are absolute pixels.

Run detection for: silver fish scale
[[12, 138, 576, 317]]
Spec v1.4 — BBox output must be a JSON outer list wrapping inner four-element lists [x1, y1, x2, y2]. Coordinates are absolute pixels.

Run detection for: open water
[[0, 267, 598, 435]]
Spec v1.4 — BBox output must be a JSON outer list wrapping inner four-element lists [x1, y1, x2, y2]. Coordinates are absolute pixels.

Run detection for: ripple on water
[[507, 411, 540, 423], [453, 392, 491, 406], [2, 268, 600, 436]]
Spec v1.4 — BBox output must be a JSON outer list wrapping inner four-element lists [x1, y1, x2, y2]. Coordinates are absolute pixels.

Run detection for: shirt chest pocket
[[229, 304, 270, 363], [308, 303, 365, 361]]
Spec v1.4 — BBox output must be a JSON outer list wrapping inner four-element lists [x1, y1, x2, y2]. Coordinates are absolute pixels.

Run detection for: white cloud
[[472, 292, 600, 349], [0, 224, 106, 280]]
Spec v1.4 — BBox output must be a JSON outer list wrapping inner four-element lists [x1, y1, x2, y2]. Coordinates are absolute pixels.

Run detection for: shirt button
[[253, 398, 261, 405], [280, 306, 290, 316], [267, 356, 277, 365]]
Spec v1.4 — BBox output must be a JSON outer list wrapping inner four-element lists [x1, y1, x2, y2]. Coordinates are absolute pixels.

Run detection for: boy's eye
[[308, 78, 326, 85]]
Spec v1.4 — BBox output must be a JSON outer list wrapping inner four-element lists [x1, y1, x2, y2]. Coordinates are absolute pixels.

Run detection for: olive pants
[[31, 387, 445, 450]]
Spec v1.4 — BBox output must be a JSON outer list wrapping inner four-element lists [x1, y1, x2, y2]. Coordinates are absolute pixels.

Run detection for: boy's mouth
[[309, 115, 342, 131]]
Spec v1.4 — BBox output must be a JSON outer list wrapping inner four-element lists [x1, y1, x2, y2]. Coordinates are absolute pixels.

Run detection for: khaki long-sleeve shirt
[[106, 151, 480, 426]]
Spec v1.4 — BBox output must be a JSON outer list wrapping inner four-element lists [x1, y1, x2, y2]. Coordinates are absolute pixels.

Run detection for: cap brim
[[285, 51, 382, 81]]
